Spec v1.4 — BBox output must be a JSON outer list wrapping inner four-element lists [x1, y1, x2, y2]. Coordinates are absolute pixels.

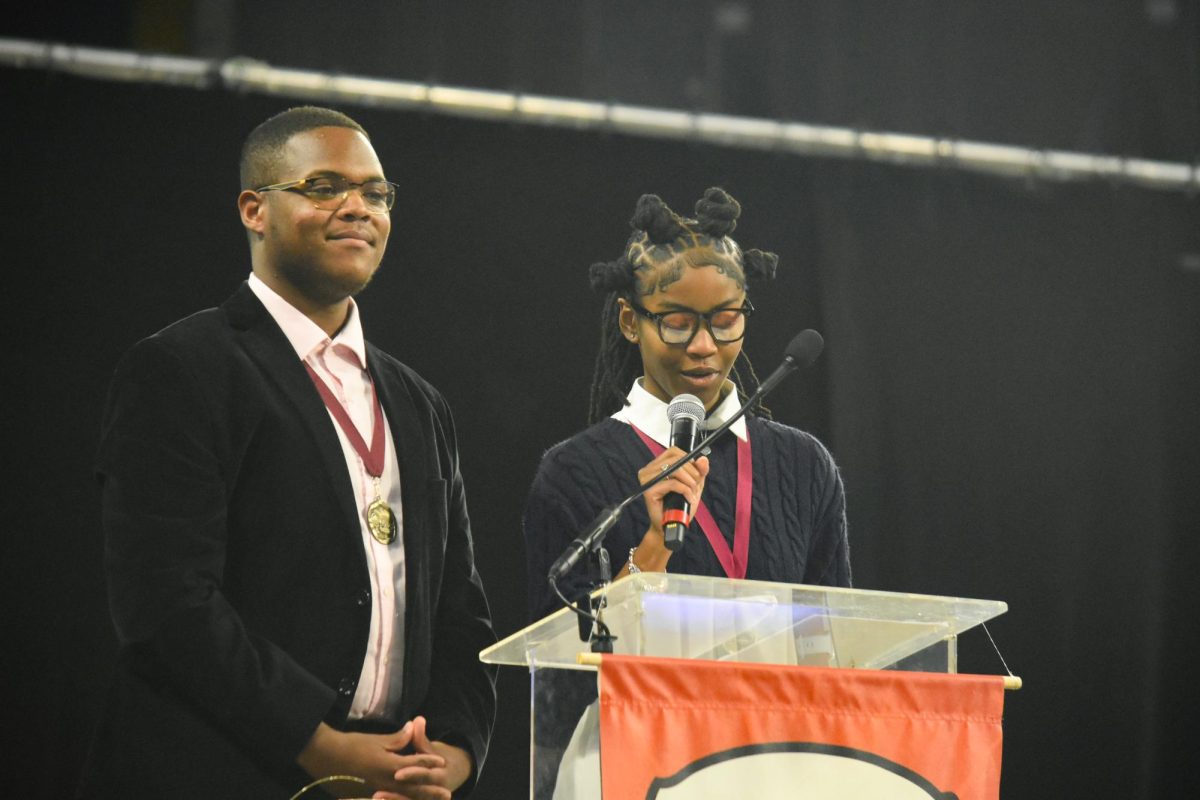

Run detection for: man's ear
[[238, 190, 266, 238]]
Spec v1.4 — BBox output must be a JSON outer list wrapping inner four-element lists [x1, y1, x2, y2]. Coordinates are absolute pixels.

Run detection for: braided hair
[[587, 187, 780, 423]]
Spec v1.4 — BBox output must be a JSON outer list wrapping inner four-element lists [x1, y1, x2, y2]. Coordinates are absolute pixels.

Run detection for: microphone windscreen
[[785, 329, 824, 368], [667, 393, 705, 425]]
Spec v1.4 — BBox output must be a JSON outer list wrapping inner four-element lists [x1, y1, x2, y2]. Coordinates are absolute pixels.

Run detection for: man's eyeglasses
[[255, 175, 397, 214], [629, 300, 754, 346]]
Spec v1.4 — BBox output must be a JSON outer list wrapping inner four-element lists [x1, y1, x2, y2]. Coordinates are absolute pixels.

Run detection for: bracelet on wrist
[[627, 546, 642, 574]]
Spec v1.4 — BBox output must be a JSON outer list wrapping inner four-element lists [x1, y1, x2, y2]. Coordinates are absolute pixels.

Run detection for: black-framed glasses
[[256, 175, 397, 214], [629, 299, 754, 346]]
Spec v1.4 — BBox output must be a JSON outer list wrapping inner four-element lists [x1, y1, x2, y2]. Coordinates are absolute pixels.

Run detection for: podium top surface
[[481, 573, 1007, 671]]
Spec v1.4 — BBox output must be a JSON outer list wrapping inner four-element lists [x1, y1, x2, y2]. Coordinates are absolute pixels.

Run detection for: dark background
[[4, 2, 1199, 797]]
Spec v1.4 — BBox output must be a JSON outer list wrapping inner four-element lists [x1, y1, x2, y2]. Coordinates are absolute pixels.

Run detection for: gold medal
[[303, 367, 397, 545], [367, 496, 398, 545]]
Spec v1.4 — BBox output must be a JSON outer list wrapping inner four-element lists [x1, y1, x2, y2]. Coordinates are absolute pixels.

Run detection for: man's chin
[[314, 265, 381, 303]]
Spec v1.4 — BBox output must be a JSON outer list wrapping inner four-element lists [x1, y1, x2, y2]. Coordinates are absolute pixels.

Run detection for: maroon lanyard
[[631, 424, 753, 580], [304, 362, 385, 477]]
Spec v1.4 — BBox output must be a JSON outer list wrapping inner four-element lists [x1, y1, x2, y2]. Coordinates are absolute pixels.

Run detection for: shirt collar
[[247, 273, 368, 366], [611, 378, 748, 444]]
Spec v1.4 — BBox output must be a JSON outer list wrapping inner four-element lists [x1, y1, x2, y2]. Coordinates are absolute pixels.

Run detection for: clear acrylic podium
[[481, 573, 1008, 799]]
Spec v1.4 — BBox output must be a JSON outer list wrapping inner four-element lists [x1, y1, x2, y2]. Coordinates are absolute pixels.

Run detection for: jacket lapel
[[368, 344, 434, 718], [222, 283, 362, 536], [368, 347, 431, 555]]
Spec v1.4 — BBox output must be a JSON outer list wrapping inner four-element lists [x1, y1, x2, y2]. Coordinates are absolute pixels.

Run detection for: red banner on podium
[[598, 654, 1005, 799]]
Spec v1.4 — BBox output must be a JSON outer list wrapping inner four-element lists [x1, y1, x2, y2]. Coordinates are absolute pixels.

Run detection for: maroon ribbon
[[304, 362, 385, 477], [631, 424, 753, 580]]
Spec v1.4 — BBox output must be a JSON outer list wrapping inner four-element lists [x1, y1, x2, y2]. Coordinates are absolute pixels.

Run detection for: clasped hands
[[297, 716, 470, 800]]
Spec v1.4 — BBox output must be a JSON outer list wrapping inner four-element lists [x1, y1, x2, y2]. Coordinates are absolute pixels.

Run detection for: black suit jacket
[[81, 284, 497, 799]]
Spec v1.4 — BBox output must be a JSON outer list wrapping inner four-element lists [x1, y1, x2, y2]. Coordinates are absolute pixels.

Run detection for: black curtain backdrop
[[4, 65, 1198, 799]]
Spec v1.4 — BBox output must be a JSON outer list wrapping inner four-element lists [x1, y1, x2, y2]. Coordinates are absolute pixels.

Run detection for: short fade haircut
[[239, 105, 369, 190]]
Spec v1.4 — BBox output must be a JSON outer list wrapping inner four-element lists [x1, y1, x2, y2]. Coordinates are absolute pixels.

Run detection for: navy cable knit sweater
[[524, 416, 851, 621]]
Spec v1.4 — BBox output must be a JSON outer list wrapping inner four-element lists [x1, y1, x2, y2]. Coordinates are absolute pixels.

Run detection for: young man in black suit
[[82, 106, 496, 799]]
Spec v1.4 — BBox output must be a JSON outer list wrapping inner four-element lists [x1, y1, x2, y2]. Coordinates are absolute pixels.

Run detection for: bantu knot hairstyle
[[630, 193, 689, 243], [586, 187, 781, 423], [588, 257, 634, 293], [743, 249, 779, 281], [693, 186, 741, 237]]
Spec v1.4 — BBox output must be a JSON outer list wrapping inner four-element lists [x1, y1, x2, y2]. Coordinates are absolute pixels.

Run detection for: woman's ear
[[617, 298, 639, 343]]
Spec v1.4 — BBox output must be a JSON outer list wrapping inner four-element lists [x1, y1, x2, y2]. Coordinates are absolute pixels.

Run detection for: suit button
[[355, 588, 371, 607], [337, 678, 357, 697]]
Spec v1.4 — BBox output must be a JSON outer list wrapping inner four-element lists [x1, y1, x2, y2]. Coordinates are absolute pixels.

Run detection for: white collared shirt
[[248, 273, 405, 721], [611, 378, 749, 445]]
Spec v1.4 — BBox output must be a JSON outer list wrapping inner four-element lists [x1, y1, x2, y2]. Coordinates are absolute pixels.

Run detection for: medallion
[[367, 497, 398, 545]]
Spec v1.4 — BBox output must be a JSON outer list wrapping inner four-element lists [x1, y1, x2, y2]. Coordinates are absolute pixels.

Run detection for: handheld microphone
[[662, 393, 704, 551]]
